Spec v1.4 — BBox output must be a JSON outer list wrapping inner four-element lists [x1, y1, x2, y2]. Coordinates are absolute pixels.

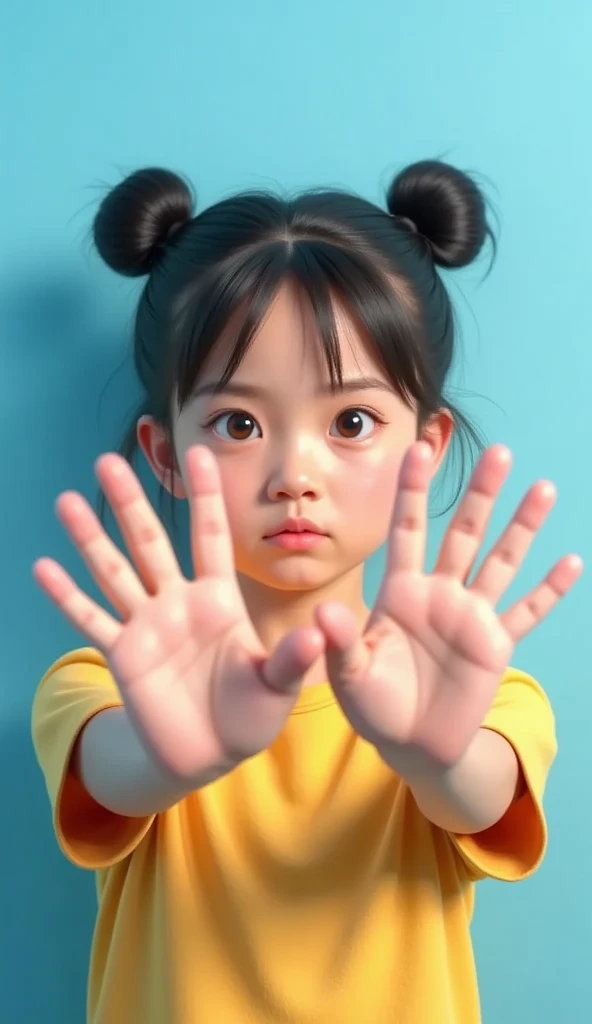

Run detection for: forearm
[[379, 727, 523, 834], [71, 707, 231, 817]]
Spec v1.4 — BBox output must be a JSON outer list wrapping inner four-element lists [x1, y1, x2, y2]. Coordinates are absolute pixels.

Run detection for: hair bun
[[93, 168, 194, 277], [387, 160, 491, 269]]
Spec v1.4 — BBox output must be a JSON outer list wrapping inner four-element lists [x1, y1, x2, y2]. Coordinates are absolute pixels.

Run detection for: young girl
[[32, 160, 582, 1024]]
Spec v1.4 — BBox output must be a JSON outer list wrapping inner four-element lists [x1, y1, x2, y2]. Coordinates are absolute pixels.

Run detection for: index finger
[[385, 442, 433, 575], [186, 446, 236, 578]]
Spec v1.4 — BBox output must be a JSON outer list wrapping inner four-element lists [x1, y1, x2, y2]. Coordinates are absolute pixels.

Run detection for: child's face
[[171, 279, 448, 594]]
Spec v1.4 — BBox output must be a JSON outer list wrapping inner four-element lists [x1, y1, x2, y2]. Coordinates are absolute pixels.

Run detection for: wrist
[[375, 735, 473, 784], [377, 728, 521, 833], [75, 707, 239, 817]]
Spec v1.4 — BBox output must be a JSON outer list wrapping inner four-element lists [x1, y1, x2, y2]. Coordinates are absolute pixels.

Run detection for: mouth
[[264, 518, 327, 539], [263, 518, 328, 550]]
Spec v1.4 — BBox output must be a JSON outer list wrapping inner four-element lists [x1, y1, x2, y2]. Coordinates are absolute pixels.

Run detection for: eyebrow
[[193, 376, 396, 400]]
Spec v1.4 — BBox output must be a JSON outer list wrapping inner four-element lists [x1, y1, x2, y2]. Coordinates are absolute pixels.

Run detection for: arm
[[378, 727, 524, 834], [72, 707, 233, 817]]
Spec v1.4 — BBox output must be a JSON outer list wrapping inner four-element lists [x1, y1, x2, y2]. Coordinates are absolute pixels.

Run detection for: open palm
[[316, 443, 582, 766], [34, 447, 324, 783]]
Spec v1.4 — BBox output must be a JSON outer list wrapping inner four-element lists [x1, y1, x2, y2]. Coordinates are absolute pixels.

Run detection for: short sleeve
[[31, 647, 155, 870], [450, 668, 557, 882]]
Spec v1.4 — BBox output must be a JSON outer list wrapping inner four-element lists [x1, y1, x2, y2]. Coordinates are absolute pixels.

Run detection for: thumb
[[261, 626, 325, 695], [314, 602, 370, 687]]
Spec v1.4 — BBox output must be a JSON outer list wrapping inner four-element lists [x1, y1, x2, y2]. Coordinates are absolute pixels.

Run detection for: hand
[[34, 446, 324, 782], [315, 443, 583, 767]]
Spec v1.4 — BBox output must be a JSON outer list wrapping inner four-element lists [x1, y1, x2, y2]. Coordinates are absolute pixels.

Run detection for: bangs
[[169, 238, 436, 412]]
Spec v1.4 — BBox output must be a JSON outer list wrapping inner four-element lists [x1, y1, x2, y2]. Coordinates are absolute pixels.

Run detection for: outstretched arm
[[379, 727, 522, 834], [315, 442, 580, 836]]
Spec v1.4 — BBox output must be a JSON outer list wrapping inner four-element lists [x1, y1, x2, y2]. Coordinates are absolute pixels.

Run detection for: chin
[[236, 555, 338, 593], [264, 567, 333, 592], [252, 556, 367, 595]]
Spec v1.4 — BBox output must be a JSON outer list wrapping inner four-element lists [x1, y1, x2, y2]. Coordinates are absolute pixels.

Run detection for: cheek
[[332, 447, 402, 516], [215, 461, 255, 533]]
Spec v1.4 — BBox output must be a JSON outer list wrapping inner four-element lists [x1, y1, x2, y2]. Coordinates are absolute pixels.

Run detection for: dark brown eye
[[211, 412, 261, 441], [330, 408, 376, 440]]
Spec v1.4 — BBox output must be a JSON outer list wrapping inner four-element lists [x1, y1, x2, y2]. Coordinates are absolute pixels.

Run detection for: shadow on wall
[[2, 721, 92, 1021], [0, 265, 168, 1022]]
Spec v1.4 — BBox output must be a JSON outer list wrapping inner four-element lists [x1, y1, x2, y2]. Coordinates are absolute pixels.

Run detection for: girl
[[32, 161, 582, 1024]]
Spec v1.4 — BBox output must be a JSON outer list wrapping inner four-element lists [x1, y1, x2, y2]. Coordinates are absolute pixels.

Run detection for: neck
[[237, 565, 370, 687]]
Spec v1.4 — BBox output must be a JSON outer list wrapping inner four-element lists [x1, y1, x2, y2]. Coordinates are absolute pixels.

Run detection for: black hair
[[93, 160, 495, 528]]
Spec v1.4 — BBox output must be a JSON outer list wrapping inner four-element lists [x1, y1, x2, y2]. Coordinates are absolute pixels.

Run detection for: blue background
[[1, 1, 590, 1020]]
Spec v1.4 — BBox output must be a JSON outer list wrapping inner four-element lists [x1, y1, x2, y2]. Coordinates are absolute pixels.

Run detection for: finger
[[471, 480, 557, 603], [185, 446, 236, 578], [386, 442, 433, 575], [33, 557, 122, 651], [260, 626, 325, 695], [434, 445, 512, 580], [314, 602, 371, 686], [500, 554, 583, 642], [96, 454, 181, 593], [55, 491, 147, 618]]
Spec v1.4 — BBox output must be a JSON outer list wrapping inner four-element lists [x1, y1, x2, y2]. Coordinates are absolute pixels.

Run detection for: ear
[[419, 408, 454, 475], [136, 415, 187, 499]]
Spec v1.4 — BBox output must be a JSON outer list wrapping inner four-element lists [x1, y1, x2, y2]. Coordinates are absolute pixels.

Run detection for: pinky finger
[[500, 554, 584, 642], [33, 557, 122, 652]]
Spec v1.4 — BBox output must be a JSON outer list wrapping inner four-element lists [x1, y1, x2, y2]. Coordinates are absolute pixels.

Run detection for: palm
[[337, 573, 512, 762], [108, 576, 271, 776], [34, 447, 323, 783], [318, 443, 580, 765]]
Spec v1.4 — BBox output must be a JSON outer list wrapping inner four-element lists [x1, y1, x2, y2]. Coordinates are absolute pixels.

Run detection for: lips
[[264, 517, 326, 538]]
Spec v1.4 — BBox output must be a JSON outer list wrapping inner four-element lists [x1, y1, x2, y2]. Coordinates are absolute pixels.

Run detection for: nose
[[266, 438, 322, 502]]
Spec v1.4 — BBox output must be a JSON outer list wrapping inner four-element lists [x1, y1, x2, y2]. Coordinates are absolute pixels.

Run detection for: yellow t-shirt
[[32, 647, 556, 1024]]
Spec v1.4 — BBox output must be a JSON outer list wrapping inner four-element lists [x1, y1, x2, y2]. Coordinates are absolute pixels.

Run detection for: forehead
[[198, 278, 390, 389]]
